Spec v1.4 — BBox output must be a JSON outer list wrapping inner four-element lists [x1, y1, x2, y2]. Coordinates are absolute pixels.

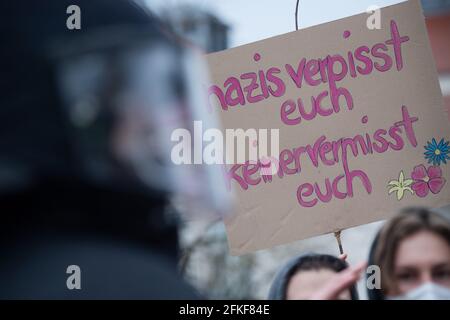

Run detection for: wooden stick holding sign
[[334, 231, 344, 255]]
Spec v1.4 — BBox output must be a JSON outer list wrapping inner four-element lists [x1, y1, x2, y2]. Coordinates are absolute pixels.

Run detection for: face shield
[[55, 35, 231, 220]]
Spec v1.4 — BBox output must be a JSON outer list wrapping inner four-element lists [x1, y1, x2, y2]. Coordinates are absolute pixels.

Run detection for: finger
[[351, 261, 367, 274], [338, 253, 348, 261], [311, 261, 367, 300]]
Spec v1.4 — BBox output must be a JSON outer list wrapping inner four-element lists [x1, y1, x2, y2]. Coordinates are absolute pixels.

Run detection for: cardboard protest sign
[[205, 0, 450, 255]]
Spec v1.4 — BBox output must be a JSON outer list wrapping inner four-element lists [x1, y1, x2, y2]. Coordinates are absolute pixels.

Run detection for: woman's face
[[390, 230, 450, 296]]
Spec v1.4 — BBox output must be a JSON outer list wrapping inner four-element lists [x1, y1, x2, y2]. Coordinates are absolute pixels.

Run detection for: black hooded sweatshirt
[[267, 253, 359, 300]]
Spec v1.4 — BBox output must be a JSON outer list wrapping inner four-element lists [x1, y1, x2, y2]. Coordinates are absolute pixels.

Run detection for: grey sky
[[146, 0, 407, 47]]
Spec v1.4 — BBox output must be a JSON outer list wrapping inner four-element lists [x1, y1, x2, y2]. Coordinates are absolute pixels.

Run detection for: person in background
[[268, 253, 365, 300], [367, 207, 450, 300], [0, 0, 226, 299]]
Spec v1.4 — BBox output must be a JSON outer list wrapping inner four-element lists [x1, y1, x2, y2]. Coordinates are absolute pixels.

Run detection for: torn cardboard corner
[[206, 0, 450, 255]]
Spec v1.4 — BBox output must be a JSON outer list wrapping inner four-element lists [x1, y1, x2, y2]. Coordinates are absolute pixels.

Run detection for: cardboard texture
[[205, 0, 450, 255]]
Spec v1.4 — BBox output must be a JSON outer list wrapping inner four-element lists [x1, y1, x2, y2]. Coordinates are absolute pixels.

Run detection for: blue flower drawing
[[424, 138, 450, 166]]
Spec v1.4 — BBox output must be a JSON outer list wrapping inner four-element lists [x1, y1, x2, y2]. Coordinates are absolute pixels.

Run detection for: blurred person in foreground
[[367, 207, 450, 300], [0, 0, 227, 299], [268, 253, 364, 300]]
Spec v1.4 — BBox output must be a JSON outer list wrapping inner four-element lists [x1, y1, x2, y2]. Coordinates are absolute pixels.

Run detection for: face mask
[[388, 282, 450, 300]]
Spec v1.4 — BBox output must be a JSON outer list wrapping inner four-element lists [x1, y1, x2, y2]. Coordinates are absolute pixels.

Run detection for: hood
[[267, 252, 359, 300]]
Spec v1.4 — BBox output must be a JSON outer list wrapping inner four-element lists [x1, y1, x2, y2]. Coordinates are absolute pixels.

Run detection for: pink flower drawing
[[411, 165, 446, 198]]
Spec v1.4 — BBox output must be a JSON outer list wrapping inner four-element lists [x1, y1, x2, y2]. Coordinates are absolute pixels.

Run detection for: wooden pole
[[334, 230, 344, 255]]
